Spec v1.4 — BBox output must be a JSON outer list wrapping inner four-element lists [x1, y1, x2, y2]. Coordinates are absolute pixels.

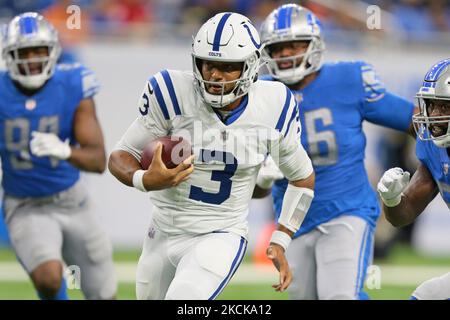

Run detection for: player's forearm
[[108, 150, 141, 187], [252, 185, 271, 198], [270, 172, 314, 252], [68, 145, 106, 173], [276, 224, 294, 238], [290, 171, 315, 190], [383, 186, 435, 227], [276, 172, 314, 232], [379, 164, 438, 228], [382, 195, 421, 227], [277, 172, 315, 233]]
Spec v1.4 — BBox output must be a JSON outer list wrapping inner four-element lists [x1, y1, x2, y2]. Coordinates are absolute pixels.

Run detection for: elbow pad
[[278, 184, 314, 233]]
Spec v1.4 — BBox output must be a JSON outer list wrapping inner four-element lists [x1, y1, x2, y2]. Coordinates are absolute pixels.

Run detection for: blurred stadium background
[[1, 0, 450, 299]]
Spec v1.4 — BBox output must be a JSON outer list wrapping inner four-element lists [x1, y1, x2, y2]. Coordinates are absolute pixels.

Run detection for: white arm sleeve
[[270, 184, 314, 251], [114, 81, 169, 160]]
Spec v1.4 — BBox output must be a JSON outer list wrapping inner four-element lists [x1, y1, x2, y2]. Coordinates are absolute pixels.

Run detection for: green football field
[[0, 244, 448, 300]]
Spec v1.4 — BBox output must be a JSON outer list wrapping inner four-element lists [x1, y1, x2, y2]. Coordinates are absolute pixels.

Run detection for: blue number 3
[[139, 92, 150, 116], [189, 149, 237, 205]]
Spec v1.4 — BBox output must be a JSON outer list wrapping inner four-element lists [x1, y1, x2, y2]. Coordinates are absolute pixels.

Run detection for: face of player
[[267, 40, 309, 70], [16, 46, 49, 75], [427, 99, 450, 137], [200, 60, 243, 95]]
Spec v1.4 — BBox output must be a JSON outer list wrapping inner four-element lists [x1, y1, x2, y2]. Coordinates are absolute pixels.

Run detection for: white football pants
[[412, 272, 450, 300], [286, 215, 374, 300], [136, 222, 247, 300]]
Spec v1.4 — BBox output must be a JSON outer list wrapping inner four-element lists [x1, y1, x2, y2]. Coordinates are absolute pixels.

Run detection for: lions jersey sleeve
[[57, 63, 100, 101], [115, 72, 172, 161], [358, 61, 414, 131], [80, 67, 100, 99], [415, 137, 450, 207], [271, 86, 313, 181]]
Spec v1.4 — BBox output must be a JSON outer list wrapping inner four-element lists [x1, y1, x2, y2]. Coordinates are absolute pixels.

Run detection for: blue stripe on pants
[[355, 224, 373, 299], [209, 237, 247, 300]]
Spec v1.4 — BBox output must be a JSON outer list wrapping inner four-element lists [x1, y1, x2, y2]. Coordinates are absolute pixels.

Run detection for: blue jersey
[[263, 61, 415, 237], [416, 138, 450, 207], [0, 63, 100, 197]]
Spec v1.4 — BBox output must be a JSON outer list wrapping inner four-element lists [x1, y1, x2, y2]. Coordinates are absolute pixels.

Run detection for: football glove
[[30, 131, 71, 160], [377, 167, 410, 207]]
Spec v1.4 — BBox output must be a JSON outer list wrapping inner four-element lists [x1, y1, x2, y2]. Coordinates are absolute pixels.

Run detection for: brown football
[[140, 136, 192, 169]]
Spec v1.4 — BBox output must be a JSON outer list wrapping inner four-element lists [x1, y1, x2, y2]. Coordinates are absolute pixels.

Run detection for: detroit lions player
[[378, 59, 450, 300], [257, 4, 416, 299], [0, 13, 116, 299], [109, 12, 315, 300]]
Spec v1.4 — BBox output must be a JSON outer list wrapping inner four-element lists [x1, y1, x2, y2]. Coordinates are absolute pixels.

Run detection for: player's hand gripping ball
[[140, 136, 193, 169]]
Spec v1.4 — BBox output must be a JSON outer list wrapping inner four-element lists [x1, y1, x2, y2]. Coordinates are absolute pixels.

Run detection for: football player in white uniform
[[109, 12, 315, 300]]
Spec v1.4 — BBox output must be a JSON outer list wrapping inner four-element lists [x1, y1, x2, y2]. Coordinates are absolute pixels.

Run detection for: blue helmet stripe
[[212, 13, 232, 52], [161, 70, 181, 116], [243, 24, 261, 49], [276, 6, 289, 30], [424, 59, 450, 82], [19, 16, 38, 35]]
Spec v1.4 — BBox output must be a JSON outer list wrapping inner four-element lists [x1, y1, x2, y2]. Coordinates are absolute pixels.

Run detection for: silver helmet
[[2, 12, 61, 89], [413, 59, 450, 148], [260, 4, 324, 85]]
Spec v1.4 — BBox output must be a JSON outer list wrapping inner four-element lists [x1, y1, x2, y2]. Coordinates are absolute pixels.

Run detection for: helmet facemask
[[4, 43, 61, 89], [192, 50, 260, 108], [262, 37, 324, 85], [413, 97, 450, 148]]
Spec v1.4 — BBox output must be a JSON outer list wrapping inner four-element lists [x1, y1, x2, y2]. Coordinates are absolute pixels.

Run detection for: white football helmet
[[260, 4, 324, 85], [413, 59, 450, 148], [192, 12, 262, 108], [2, 12, 61, 89]]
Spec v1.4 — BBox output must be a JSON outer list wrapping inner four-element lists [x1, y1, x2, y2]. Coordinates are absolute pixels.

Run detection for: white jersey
[[116, 69, 313, 237]]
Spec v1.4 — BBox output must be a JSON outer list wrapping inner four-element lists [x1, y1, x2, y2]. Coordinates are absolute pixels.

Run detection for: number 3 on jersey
[[189, 149, 237, 205]]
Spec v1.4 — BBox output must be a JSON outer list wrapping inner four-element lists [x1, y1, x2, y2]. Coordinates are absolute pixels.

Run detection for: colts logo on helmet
[[243, 23, 261, 49]]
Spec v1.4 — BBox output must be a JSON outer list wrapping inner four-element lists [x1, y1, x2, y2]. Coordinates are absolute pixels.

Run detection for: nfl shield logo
[[25, 99, 36, 111], [221, 130, 228, 141], [444, 163, 449, 175], [148, 226, 156, 239]]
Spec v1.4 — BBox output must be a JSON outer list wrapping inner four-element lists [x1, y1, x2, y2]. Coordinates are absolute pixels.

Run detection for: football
[[140, 136, 192, 169]]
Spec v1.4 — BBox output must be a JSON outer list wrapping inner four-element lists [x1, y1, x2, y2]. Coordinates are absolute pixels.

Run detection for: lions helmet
[[2, 12, 61, 89], [414, 59, 450, 148], [260, 4, 324, 85], [192, 12, 262, 108]]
